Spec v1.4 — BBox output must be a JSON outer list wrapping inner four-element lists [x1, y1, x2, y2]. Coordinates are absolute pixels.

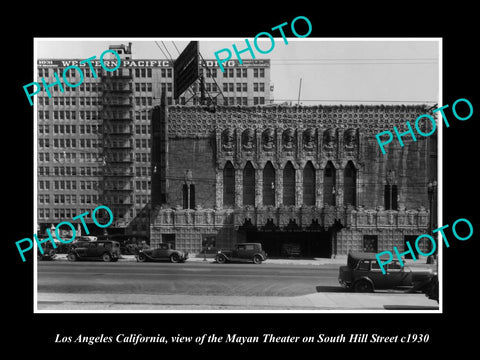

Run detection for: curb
[[45, 254, 437, 268]]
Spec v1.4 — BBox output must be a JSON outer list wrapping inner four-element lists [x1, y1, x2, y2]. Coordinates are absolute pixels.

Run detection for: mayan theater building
[[150, 97, 437, 258]]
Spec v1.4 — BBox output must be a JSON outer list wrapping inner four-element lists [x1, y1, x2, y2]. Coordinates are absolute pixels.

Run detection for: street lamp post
[[427, 180, 437, 258]]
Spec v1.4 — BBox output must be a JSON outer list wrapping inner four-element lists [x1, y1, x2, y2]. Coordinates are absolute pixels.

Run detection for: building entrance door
[[245, 230, 332, 258]]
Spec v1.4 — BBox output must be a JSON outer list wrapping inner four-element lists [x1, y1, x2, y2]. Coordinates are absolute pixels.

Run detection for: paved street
[[38, 261, 339, 296], [36, 260, 439, 311]]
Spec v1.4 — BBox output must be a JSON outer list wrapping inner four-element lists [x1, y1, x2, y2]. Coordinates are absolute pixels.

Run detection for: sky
[[35, 38, 440, 105]]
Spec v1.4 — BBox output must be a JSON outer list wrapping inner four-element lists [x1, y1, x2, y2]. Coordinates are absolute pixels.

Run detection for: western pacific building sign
[[37, 59, 271, 68]]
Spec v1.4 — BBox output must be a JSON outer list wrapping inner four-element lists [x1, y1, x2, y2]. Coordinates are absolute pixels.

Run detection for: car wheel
[[354, 279, 373, 293], [253, 255, 262, 264], [216, 254, 226, 264], [170, 253, 180, 263], [102, 253, 112, 262], [67, 253, 77, 262], [137, 253, 147, 262]]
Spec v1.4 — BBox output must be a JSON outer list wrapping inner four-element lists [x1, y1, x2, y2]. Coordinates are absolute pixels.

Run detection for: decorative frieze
[[151, 206, 430, 232], [167, 105, 431, 138]]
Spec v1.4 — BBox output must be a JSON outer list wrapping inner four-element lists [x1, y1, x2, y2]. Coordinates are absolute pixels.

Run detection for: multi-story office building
[[36, 43, 272, 238]]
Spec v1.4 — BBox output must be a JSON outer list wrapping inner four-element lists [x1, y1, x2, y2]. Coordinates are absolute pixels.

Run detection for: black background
[[6, 3, 478, 354]]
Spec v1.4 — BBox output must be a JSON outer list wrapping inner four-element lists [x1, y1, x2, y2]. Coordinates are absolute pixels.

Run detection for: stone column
[[215, 167, 223, 209], [255, 167, 263, 208], [275, 164, 283, 208], [355, 164, 362, 207], [316, 166, 324, 208], [235, 167, 243, 208], [336, 164, 344, 206], [295, 166, 303, 207]]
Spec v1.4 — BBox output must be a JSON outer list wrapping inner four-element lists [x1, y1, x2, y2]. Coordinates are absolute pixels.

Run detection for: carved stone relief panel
[[303, 128, 316, 153], [262, 128, 275, 152], [242, 128, 255, 153], [344, 128, 357, 157], [221, 128, 235, 153], [282, 128, 295, 153], [323, 128, 337, 159]]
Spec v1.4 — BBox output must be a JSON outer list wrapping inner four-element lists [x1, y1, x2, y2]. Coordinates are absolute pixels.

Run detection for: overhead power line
[[270, 99, 437, 103], [171, 41, 181, 56], [160, 41, 173, 60], [271, 62, 437, 66], [270, 58, 438, 61]]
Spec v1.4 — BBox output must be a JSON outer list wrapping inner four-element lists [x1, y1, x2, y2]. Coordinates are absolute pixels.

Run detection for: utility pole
[[297, 78, 302, 105]]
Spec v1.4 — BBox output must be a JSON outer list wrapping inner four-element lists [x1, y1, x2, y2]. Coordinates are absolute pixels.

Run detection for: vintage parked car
[[424, 274, 439, 302], [67, 240, 121, 262], [215, 243, 267, 264], [338, 252, 436, 292], [37, 244, 56, 261], [136, 243, 188, 263]]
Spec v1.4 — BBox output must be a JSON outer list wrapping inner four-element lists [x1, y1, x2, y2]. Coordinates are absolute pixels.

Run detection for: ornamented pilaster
[[255, 167, 263, 208], [234, 168, 243, 208], [315, 165, 324, 207], [295, 167, 303, 207], [215, 167, 223, 209], [336, 163, 344, 206], [275, 164, 283, 208]]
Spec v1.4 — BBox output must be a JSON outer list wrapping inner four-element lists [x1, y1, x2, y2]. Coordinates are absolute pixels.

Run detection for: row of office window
[[38, 180, 98, 190], [38, 66, 119, 79], [38, 194, 99, 205], [135, 82, 153, 92], [103, 195, 133, 205], [135, 97, 154, 106], [135, 139, 151, 149], [38, 110, 102, 121], [38, 208, 98, 219], [135, 125, 150, 135], [221, 82, 266, 93], [38, 138, 102, 149], [38, 152, 102, 163], [39, 66, 267, 80], [136, 195, 149, 205], [136, 180, 150, 191], [135, 152, 151, 163], [221, 97, 266, 106], [220, 68, 266, 78], [38, 166, 101, 176]]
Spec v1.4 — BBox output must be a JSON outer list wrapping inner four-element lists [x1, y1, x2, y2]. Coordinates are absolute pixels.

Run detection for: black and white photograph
[[7, 7, 479, 353], [32, 38, 441, 313]]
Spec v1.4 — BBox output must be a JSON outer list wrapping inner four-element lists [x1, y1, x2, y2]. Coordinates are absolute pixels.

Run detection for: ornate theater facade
[[150, 99, 437, 258]]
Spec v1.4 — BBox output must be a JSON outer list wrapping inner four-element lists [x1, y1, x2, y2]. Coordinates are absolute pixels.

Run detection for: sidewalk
[[37, 291, 439, 311]]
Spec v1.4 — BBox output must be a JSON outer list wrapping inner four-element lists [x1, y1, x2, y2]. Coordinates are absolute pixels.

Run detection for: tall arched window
[[263, 161, 275, 206], [182, 184, 195, 209], [323, 161, 336, 206], [283, 161, 295, 206], [344, 161, 356, 206], [385, 185, 398, 210], [303, 161, 315, 206], [243, 161, 255, 206], [223, 161, 235, 207]]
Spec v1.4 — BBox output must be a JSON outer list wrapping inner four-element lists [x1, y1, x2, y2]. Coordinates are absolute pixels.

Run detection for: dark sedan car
[[67, 240, 121, 262], [136, 243, 188, 263], [339, 252, 436, 292], [215, 243, 267, 264]]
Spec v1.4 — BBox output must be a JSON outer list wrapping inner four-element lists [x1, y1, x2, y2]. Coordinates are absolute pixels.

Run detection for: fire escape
[[99, 67, 134, 232]]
